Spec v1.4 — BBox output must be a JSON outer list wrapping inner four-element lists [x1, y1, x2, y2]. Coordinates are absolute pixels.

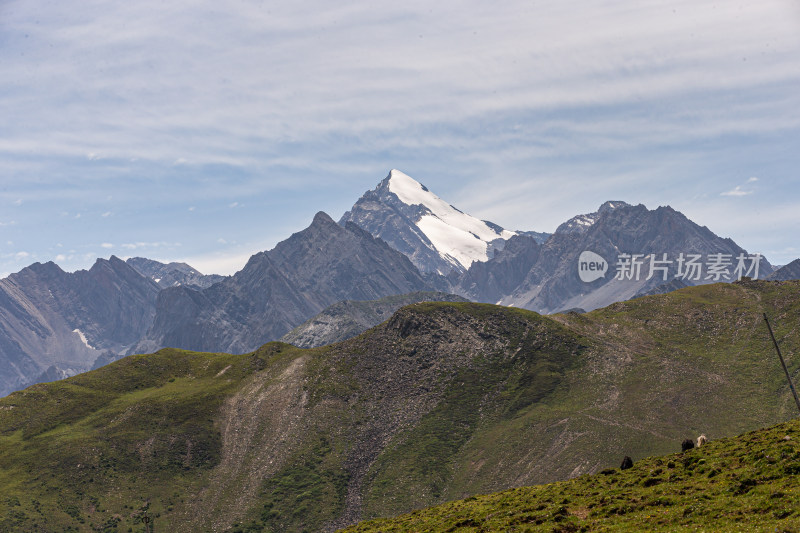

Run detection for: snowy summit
[[386, 170, 515, 270], [340, 169, 517, 275]]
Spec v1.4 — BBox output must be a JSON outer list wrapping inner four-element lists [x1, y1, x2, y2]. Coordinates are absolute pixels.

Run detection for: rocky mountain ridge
[[132, 211, 433, 355], [0, 256, 159, 396], [452, 202, 774, 313]]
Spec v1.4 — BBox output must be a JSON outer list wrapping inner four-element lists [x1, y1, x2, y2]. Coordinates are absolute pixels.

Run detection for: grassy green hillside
[[0, 343, 303, 532], [342, 418, 800, 532], [0, 280, 799, 531]]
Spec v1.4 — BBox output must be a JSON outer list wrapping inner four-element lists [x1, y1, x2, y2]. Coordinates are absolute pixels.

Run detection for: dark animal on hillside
[[696, 434, 707, 447], [620, 456, 633, 470], [681, 439, 695, 452]]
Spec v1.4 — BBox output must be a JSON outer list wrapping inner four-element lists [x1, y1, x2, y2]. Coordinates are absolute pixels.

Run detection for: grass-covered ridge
[[342, 418, 800, 532], [1, 280, 800, 531]]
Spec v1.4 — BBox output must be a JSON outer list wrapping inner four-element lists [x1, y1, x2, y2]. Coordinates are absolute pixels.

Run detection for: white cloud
[[120, 241, 179, 250], [101, 211, 112, 217], [721, 176, 761, 197], [721, 186, 753, 197], [101, 243, 113, 249]]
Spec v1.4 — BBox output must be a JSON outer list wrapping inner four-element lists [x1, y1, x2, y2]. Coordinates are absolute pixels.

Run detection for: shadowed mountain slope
[[768, 258, 800, 280], [132, 211, 433, 355], [0, 257, 160, 396]]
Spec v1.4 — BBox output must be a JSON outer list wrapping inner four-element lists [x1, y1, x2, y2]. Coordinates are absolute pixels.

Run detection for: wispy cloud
[[721, 177, 759, 197], [120, 242, 180, 250], [721, 186, 753, 197], [1, 1, 797, 169]]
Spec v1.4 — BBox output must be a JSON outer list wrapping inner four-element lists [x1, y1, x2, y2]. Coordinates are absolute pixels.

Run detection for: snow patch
[[387, 169, 515, 269], [72, 329, 95, 350]]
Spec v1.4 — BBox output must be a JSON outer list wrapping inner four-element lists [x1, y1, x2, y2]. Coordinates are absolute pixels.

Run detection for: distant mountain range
[[0, 169, 791, 396], [340, 171, 774, 313]]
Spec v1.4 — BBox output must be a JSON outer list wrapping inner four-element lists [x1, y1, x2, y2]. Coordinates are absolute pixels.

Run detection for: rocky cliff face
[[0, 256, 159, 395], [456, 234, 542, 304], [134, 212, 435, 354]]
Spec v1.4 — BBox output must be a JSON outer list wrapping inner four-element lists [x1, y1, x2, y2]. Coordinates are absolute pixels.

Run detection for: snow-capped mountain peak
[[385, 169, 515, 270], [340, 170, 518, 274]]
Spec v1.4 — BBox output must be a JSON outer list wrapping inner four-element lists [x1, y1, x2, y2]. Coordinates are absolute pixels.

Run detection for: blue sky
[[1, 0, 799, 277]]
